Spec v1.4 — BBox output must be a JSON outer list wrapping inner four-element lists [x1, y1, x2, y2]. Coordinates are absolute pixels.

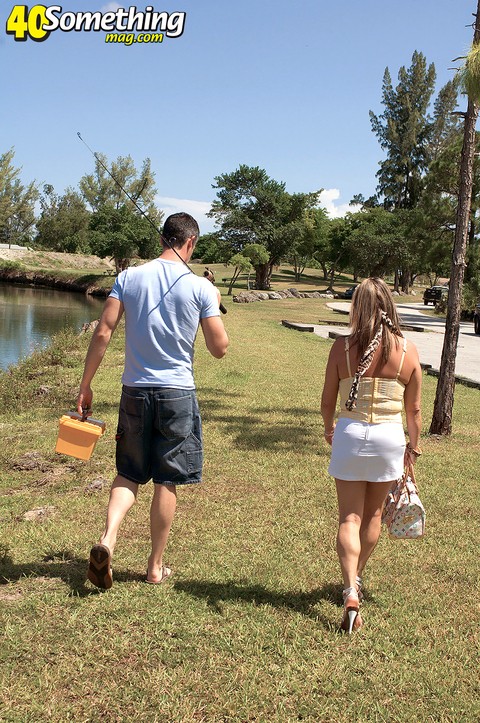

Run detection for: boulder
[[233, 292, 261, 303]]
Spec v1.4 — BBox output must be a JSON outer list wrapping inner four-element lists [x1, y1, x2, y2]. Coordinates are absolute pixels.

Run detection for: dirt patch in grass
[[21, 506, 56, 522], [0, 588, 23, 601], [11, 452, 53, 473]]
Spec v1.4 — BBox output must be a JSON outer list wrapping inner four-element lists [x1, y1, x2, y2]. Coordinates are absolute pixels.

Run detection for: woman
[[321, 278, 422, 633]]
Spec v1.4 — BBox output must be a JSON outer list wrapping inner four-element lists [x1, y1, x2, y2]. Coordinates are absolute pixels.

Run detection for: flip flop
[[87, 544, 113, 589], [145, 565, 173, 585]]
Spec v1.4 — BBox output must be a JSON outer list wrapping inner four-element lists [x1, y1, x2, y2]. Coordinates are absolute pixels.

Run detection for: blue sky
[[0, 0, 475, 233]]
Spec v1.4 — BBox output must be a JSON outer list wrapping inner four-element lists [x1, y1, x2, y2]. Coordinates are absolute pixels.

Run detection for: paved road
[[308, 302, 480, 385]]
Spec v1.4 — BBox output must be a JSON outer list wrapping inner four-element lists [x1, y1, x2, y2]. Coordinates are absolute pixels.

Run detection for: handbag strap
[[408, 463, 417, 489], [402, 463, 420, 500]]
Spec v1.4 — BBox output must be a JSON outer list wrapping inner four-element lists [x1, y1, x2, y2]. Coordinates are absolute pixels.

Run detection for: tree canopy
[[369, 51, 437, 210], [0, 148, 38, 247], [36, 184, 91, 253], [79, 154, 158, 217], [208, 165, 321, 288], [79, 153, 163, 270], [89, 204, 161, 273]]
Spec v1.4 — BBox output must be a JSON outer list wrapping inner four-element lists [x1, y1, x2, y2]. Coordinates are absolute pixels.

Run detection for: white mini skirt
[[328, 418, 405, 483]]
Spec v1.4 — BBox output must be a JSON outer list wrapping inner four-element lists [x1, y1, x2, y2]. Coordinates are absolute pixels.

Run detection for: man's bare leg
[[147, 483, 177, 582], [99, 475, 139, 555], [87, 475, 138, 588]]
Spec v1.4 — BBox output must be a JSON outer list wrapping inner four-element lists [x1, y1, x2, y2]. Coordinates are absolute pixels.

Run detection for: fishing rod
[[77, 132, 227, 314]]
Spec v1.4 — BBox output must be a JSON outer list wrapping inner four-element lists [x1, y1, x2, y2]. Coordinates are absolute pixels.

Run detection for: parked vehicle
[[423, 286, 448, 305], [474, 302, 480, 335], [343, 285, 358, 299]]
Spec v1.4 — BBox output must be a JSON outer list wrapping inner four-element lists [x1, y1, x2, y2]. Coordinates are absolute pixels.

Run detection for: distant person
[[320, 278, 422, 632], [203, 268, 216, 284], [77, 212, 229, 589]]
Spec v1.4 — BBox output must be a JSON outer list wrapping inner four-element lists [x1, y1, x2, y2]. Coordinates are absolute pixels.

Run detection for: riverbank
[[0, 248, 115, 296], [0, 247, 115, 270], [0, 265, 112, 296]]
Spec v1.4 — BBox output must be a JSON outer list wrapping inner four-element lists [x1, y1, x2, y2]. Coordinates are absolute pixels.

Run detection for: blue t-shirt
[[109, 258, 219, 388]]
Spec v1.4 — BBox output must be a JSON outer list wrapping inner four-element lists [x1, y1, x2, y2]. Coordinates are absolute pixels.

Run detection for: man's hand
[[77, 385, 93, 417]]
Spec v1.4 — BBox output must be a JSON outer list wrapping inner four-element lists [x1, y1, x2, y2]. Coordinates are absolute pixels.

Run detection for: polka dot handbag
[[382, 464, 426, 539]]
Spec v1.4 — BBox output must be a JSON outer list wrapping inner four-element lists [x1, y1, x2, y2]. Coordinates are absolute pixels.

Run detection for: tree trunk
[[293, 255, 301, 282], [255, 262, 272, 290], [114, 257, 130, 274], [400, 267, 411, 294], [393, 269, 400, 293], [326, 265, 336, 292], [430, 29, 479, 435], [227, 269, 240, 295]]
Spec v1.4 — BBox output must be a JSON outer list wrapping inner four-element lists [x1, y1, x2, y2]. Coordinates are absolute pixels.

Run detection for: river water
[[0, 284, 105, 371]]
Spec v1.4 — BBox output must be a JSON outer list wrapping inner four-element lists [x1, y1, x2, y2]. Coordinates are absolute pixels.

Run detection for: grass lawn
[[0, 292, 479, 722]]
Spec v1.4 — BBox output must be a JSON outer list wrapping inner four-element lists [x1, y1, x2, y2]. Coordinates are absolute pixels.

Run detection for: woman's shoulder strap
[[344, 335, 352, 377], [396, 336, 408, 378]]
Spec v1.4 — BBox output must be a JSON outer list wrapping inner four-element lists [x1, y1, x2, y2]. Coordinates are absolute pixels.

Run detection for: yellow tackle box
[[55, 412, 106, 460]]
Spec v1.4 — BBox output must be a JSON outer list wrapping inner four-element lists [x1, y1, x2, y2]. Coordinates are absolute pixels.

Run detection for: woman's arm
[[321, 341, 341, 445], [403, 342, 422, 464]]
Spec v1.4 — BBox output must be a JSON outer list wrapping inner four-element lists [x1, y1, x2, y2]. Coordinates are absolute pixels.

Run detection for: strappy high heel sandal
[[341, 586, 363, 634], [356, 575, 364, 601]]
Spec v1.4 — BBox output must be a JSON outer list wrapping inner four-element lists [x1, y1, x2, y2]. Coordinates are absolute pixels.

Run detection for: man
[[77, 212, 229, 589]]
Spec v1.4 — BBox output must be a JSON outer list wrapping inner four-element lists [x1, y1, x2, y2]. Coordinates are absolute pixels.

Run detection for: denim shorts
[[115, 386, 203, 485]]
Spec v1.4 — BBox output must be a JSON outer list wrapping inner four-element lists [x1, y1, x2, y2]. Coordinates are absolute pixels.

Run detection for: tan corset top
[[338, 336, 407, 424]]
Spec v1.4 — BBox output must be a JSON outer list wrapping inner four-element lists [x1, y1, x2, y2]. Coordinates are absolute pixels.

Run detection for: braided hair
[[345, 278, 403, 411]]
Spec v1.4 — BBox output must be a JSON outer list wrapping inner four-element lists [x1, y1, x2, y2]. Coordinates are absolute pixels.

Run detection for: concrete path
[[306, 302, 480, 386]]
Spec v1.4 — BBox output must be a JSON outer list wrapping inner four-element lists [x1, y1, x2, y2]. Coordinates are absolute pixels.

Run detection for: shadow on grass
[[173, 578, 344, 629], [204, 409, 319, 451], [199, 386, 320, 452], [0, 549, 145, 598]]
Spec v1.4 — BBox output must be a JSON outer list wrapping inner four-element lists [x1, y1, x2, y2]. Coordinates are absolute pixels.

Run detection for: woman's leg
[[357, 480, 391, 578], [335, 479, 367, 589]]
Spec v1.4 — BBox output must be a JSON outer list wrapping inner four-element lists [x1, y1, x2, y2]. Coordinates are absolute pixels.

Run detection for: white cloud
[[156, 196, 216, 234], [100, 3, 121, 12], [155, 189, 361, 236], [319, 189, 361, 218]]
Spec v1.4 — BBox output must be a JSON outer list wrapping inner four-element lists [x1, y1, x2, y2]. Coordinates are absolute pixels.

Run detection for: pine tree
[[0, 148, 38, 247], [370, 51, 436, 210]]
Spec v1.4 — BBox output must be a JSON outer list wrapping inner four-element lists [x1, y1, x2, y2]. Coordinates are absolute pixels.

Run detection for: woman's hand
[[405, 442, 422, 466], [324, 426, 335, 446]]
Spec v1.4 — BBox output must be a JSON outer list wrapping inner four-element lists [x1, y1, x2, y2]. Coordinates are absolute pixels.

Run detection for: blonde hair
[[349, 277, 403, 365], [345, 278, 403, 410]]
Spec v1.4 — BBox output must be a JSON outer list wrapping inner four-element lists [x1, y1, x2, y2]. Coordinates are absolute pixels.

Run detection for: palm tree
[[430, 0, 480, 435]]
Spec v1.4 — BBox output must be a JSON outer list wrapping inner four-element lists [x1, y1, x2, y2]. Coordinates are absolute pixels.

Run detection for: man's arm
[[76, 297, 124, 414], [200, 315, 229, 358]]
